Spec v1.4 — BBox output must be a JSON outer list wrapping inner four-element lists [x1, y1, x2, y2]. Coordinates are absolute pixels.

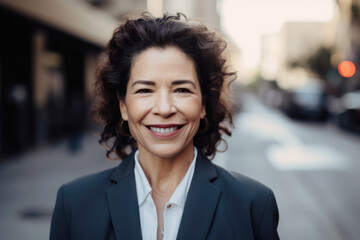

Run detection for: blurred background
[[0, 0, 359, 239]]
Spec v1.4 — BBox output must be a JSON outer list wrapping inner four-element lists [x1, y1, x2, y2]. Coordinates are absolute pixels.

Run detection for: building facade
[[0, 0, 120, 157]]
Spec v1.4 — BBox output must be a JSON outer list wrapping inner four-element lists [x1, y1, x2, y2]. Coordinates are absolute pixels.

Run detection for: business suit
[[50, 151, 279, 240]]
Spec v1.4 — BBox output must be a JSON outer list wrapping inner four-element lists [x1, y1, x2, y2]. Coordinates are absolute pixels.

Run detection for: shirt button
[[167, 204, 172, 208]]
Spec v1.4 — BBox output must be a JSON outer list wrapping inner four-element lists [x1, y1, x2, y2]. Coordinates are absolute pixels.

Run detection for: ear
[[200, 104, 206, 119], [117, 93, 128, 121]]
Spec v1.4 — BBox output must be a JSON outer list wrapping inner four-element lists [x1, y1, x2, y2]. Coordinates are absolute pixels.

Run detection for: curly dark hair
[[92, 12, 236, 160]]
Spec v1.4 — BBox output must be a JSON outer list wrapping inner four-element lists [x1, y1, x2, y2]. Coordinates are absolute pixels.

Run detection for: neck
[[138, 145, 194, 196]]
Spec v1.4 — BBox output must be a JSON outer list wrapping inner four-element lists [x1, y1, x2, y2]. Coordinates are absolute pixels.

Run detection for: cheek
[[125, 103, 146, 140], [127, 111, 142, 126], [177, 98, 204, 120], [124, 98, 147, 121]]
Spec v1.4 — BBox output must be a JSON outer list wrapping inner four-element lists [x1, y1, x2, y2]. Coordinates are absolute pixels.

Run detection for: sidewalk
[[0, 133, 119, 240]]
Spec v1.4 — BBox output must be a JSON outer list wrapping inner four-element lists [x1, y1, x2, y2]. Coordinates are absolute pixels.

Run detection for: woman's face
[[119, 46, 205, 159]]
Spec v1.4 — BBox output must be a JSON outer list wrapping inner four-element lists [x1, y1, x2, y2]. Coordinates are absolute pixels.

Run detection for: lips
[[146, 124, 184, 137], [149, 126, 181, 133]]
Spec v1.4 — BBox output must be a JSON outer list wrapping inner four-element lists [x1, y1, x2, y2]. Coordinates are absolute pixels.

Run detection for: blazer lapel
[[106, 153, 142, 240], [177, 153, 221, 240]]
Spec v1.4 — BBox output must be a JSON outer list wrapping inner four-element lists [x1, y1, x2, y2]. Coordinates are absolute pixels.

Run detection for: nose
[[152, 90, 176, 117]]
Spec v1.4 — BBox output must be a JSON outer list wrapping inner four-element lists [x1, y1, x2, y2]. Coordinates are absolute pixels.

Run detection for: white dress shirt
[[134, 148, 197, 240]]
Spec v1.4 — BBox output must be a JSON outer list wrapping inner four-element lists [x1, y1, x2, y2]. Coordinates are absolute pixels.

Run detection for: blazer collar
[[106, 151, 142, 240], [176, 152, 221, 240], [109, 151, 136, 183], [106, 151, 221, 240]]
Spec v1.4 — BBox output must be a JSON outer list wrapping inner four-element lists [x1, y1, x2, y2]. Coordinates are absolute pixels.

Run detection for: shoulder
[[59, 151, 135, 195], [211, 164, 280, 239], [211, 163, 279, 236], [62, 166, 116, 191], [57, 150, 136, 203], [57, 166, 117, 204], [195, 152, 274, 201], [212, 163, 274, 203]]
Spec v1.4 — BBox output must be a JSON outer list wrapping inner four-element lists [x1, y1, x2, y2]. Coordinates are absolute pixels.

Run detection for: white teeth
[[149, 126, 179, 133]]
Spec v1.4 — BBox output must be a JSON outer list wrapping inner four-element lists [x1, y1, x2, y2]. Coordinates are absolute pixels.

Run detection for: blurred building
[[327, 0, 360, 93], [163, 0, 220, 29], [329, 0, 360, 61], [260, 33, 282, 81], [260, 0, 360, 94], [85, 0, 220, 29], [278, 22, 328, 68], [83, 0, 146, 19], [0, 0, 120, 158], [261, 21, 329, 89]]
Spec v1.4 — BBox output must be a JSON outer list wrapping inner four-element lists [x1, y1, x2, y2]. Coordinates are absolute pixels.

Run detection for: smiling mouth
[[147, 125, 184, 134]]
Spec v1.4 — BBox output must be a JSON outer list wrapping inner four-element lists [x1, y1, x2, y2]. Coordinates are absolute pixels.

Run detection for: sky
[[220, 0, 336, 70]]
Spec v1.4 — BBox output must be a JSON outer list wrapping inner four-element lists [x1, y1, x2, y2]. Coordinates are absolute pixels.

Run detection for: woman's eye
[[136, 89, 152, 94], [175, 88, 191, 93]]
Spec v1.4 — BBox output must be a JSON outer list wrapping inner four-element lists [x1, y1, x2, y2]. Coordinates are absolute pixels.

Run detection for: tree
[[307, 46, 332, 80]]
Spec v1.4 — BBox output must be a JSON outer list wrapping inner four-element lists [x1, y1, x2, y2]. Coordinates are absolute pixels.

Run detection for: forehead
[[129, 46, 198, 85]]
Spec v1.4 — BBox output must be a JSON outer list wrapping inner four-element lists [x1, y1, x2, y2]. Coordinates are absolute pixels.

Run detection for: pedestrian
[[50, 12, 279, 240]]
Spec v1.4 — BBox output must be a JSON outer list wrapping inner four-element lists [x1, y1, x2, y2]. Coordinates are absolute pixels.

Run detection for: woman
[[50, 13, 279, 240]]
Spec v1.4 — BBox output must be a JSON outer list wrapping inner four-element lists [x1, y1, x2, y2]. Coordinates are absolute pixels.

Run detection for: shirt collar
[[167, 148, 197, 209], [134, 148, 198, 209], [134, 150, 152, 206]]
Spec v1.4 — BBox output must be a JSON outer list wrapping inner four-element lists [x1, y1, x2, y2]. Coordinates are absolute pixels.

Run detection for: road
[[213, 93, 360, 240], [0, 92, 359, 239]]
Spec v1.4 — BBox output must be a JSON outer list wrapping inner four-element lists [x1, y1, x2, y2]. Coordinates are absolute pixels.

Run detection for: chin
[[146, 143, 192, 159], [151, 148, 182, 159]]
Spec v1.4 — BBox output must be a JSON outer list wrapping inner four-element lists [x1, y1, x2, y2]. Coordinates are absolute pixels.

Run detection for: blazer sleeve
[[256, 189, 280, 240], [50, 185, 71, 240]]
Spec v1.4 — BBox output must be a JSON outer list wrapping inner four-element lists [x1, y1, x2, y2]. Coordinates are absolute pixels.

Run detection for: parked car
[[280, 80, 328, 120], [333, 90, 360, 133]]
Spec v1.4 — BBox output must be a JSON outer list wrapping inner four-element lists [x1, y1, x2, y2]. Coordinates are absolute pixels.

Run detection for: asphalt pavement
[[0, 133, 119, 240]]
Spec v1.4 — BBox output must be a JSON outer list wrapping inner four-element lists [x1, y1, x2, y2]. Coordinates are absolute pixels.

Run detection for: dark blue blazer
[[50, 151, 279, 240]]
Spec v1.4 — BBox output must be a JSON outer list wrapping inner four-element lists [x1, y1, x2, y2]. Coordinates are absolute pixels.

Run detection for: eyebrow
[[172, 80, 196, 88], [131, 79, 196, 88], [131, 80, 155, 88]]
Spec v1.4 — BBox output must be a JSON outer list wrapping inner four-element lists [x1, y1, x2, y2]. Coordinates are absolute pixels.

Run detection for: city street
[[216, 93, 360, 240], [1, 92, 359, 239]]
